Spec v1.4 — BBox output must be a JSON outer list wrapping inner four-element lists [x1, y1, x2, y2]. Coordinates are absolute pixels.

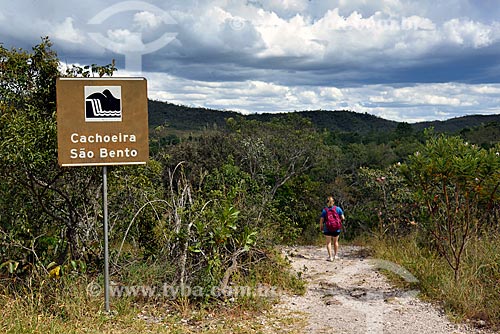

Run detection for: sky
[[1, 0, 500, 122]]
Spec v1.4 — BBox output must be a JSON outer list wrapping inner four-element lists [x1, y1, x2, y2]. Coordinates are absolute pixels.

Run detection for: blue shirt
[[321, 206, 344, 218]]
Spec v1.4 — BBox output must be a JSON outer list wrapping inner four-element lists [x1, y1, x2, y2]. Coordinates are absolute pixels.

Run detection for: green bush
[[403, 134, 500, 280]]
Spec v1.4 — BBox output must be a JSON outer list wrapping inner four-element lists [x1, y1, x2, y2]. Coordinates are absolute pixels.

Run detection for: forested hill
[[247, 109, 400, 134], [148, 100, 240, 131], [148, 100, 398, 133], [412, 114, 500, 132], [148, 99, 500, 135]]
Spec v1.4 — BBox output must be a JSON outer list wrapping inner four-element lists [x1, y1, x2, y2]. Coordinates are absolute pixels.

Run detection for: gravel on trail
[[272, 245, 494, 334]]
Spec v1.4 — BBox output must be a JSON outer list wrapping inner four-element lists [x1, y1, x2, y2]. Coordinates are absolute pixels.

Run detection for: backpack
[[324, 206, 342, 232]]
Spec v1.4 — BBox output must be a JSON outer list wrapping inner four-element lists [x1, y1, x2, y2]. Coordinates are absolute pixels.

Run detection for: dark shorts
[[323, 229, 341, 237]]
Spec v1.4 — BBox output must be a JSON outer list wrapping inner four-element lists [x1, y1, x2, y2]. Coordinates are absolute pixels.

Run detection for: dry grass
[[368, 233, 500, 331]]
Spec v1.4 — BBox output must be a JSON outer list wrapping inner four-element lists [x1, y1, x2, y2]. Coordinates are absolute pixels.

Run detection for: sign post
[[103, 165, 110, 311], [56, 77, 148, 312]]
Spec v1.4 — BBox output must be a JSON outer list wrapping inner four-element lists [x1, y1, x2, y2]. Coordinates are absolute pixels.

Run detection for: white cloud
[[336, 0, 403, 17], [253, 11, 326, 57], [297, 90, 319, 104], [133, 11, 165, 30], [420, 95, 462, 106], [239, 6, 497, 65], [245, 4, 500, 66], [320, 87, 344, 100], [246, 81, 290, 96], [401, 15, 435, 31], [369, 93, 393, 103], [442, 18, 494, 48], [52, 17, 86, 43], [471, 85, 500, 95], [370, 84, 479, 108], [265, 0, 309, 13], [104, 29, 144, 53]]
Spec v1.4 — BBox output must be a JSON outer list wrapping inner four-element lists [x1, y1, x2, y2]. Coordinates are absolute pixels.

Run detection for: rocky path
[[273, 245, 492, 334]]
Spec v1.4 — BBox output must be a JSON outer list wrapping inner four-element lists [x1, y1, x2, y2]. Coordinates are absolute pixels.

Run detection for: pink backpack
[[324, 206, 342, 231]]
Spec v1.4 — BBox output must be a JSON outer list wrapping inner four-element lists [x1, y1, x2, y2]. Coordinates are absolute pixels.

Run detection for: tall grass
[[370, 233, 500, 329]]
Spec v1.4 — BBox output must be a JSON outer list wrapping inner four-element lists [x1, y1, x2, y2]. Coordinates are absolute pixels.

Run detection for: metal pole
[[103, 166, 110, 312]]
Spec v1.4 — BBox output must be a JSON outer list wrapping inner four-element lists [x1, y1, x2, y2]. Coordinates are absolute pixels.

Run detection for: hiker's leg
[[325, 235, 333, 260], [333, 235, 339, 257]]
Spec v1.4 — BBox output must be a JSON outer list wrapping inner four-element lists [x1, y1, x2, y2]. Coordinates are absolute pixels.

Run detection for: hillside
[[148, 101, 398, 134], [247, 109, 400, 134], [413, 114, 500, 133], [148, 100, 240, 131], [148, 100, 500, 140]]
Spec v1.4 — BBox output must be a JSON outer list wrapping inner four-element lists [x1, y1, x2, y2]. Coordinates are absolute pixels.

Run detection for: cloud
[[255, 12, 326, 57], [166, 5, 264, 58], [133, 11, 165, 30], [52, 17, 86, 44], [103, 29, 144, 53], [471, 85, 500, 95], [320, 87, 344, 100], [443, 18, 495, 48], [153, 3, 500, 87], [138, 66, 500, 122]]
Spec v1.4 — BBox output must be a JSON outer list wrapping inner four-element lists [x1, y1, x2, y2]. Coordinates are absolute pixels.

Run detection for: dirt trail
[[273, 245, 492, 334]]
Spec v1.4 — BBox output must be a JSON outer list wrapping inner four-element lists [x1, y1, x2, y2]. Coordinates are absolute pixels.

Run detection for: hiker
[[319, 196, 345, 261]]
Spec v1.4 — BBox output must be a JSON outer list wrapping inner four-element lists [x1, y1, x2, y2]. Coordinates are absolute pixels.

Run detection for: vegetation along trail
[[2, 39, 499, 333], [272, 245, 493, 334]]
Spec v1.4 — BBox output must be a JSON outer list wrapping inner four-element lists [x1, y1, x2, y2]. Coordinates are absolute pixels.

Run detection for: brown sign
[[56, 78, 148, 166]]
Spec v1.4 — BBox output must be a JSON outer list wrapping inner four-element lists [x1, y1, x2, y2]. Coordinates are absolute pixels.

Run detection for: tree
[[1, 37, 71, 267], [228, 115, 328, 234], [0, 38, 120, 272], [354, 165, 416, 238], [231, 114, 326, 196], [403, 134, 500, 281]]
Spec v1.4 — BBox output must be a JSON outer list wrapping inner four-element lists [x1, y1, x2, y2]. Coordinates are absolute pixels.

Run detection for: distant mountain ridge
[[148, 100, 500, 135], [247, 109, 400, 134], [412, 115, 500, 133]]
